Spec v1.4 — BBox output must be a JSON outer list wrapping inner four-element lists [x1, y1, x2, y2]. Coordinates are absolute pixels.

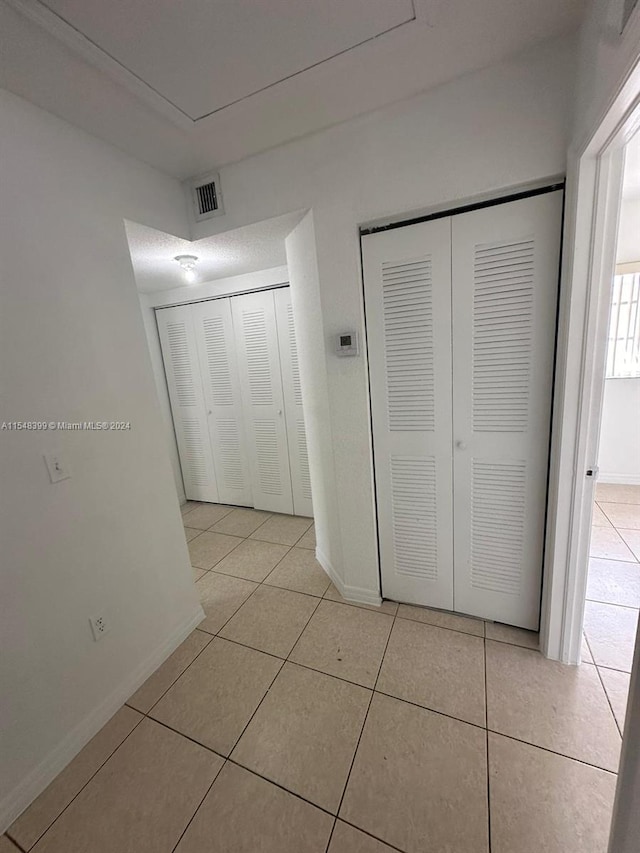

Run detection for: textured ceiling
[[126, 211, 303, 292]]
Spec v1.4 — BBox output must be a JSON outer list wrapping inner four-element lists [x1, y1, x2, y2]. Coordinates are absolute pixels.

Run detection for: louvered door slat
[[390, 456, 438, 579], [452, 191, 562, 629], [192, 298, 252, 506], [232, 290, 294, 515], [156, 305, 219, 502], [274, 288, 313, 517], [363, 217, 454, 608]]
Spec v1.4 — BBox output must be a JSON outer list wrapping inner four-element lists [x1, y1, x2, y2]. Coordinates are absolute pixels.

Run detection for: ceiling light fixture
[[174, 254, 199, 283]]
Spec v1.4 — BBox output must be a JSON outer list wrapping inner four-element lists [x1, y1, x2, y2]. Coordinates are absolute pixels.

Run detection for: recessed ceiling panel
[[39, 0, 415, 120]]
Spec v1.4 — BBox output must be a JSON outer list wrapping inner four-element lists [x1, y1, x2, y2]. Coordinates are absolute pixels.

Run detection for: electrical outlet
[[89, 614, 110, 642]]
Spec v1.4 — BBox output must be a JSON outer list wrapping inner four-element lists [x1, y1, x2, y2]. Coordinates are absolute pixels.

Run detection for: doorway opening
[[125, 212, 321, 576], [582, 134, 640, 728]]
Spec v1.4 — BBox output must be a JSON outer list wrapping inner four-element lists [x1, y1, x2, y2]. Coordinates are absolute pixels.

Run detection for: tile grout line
[[211, 509, 274, 539], [594, 662, 624, 740], [163, 498, 635, 847], [487, 728, 619, 775], [371, 687, 489, 734], [7, 711, 148, 852], [4, 834, 26, 853], [483, 634, 492, 853], [394, 612, 485, 638], [283, 593, 325, 664], [190, 505, 311, 567], [151, 647, 304, 853], [189, 527, 251, 572], [585, 596, 640, 611], [154, 517, 324, 764], [125, 519, 316, 769], [594, 662, 634, 675], [168, 759, 227, 853], [194, 518, 316, 630], [27, 499, 624, 852], [330, 607, 398, 833], [586, 554, 640, 565], [175, 514, 622, 784], [332, 818, 408, 853], [194, 514, 313, 582], [142, 712, 387, 838], [147, 682, 620, 847], [595, 503, 619, 529], [194, 541, 295, 584], [323, 818, 338, 853], [230, 749, 419, 853], [181, 503, 237, 538], [585, 631, 624, 740], [126, 631, 216, 716], [145, 639, 622, 778]]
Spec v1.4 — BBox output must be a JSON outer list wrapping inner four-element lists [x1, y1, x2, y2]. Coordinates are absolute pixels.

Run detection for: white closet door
[[156, 305, 219, 502], [274, 287, 313, 518], [232, 290, 294, 514], [362, 218, 454, 608], [192, 298, 253, 507], [451, 192, 562, 629]]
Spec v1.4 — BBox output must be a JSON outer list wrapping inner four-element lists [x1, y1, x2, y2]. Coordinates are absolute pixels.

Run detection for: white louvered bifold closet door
[[192, 298, 253, 507], [451, 192, 562, 629], [156, 305, 219, 502], [232, 290, 294, 514], [274, 288, 313, 517], [362, 218, 454, 608]]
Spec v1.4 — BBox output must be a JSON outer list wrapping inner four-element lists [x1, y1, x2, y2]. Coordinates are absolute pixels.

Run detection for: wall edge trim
[[598, 473, 640, 485], [315, 546, 382, 607]]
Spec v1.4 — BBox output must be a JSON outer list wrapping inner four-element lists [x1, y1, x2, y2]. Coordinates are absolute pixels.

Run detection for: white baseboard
[[0, 606, 204, 834], [598, 473, 640, 486], [315, 547, 383, 607]]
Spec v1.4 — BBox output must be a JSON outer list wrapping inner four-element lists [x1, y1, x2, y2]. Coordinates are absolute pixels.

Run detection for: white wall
[[285, 214, 349, 595], [139, 265, 290, 502], [616, 197, 640, 264], [189, 36, 576, 601], [0, 89, 201, 830], [598, 197, 640, 484], [598, 379, 640, 482]]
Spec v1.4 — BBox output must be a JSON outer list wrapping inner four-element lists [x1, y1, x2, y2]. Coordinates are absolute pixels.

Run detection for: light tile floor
[[586, 483, 640, 731], [5, 501, 628, 853]]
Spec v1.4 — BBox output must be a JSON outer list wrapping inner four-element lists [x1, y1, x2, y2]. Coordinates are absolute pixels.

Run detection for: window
[[605, 272, 640, 378]]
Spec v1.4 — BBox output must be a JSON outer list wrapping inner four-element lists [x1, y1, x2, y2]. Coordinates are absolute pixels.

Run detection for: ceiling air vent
[[188, 171, 224, 222]]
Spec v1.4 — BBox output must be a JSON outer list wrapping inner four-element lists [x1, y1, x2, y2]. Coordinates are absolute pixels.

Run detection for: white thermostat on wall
[[335, 331, 359, 356]]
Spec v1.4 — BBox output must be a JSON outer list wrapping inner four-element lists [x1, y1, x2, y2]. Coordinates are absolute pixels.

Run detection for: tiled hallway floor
[[5, 502, 627, 853], [585, 482, 640, 731]]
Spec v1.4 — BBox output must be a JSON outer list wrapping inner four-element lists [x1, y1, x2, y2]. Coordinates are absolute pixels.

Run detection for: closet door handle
[[456, 440, 467, 450], [277, 409, 283, 416]]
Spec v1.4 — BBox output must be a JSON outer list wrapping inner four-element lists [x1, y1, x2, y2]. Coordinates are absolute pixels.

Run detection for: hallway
[[3, 503, 622, 853]]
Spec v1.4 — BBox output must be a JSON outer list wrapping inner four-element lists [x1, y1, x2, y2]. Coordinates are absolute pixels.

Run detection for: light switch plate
[[44, 453, 71, 483]]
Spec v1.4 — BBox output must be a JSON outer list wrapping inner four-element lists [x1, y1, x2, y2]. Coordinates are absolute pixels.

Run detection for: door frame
[[540, 56, 640, 665]]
